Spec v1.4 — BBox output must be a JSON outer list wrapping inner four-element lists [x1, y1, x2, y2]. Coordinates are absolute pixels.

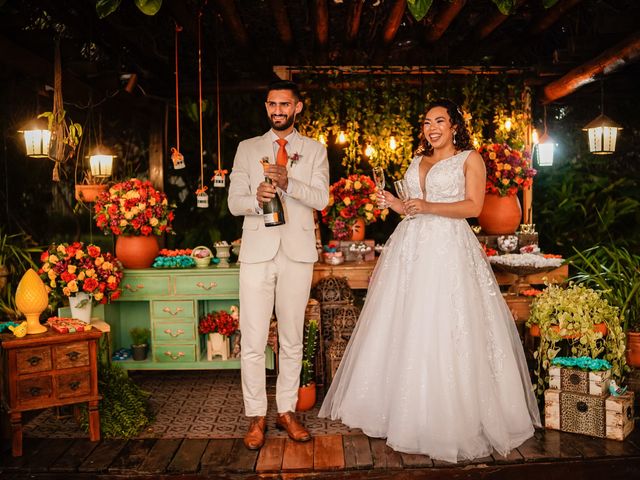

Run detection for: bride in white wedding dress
[[319, 99, 541, 463]]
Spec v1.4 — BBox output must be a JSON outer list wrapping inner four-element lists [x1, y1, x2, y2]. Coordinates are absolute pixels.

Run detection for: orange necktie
[[276, 138, 288, 166]]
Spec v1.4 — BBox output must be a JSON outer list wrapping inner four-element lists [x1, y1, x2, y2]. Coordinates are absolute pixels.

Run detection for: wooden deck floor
[[2, 427, 640, 479]]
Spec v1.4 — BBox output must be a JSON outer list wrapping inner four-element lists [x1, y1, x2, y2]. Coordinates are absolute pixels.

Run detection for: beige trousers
[[239, 247, 314, 416]]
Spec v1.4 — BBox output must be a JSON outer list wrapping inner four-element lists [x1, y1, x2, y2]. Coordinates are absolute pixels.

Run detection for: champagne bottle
[[261, 159, 285, 227]]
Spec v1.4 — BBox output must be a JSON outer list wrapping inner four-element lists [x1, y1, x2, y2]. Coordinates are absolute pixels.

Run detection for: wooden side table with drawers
[[0, 328, 102, 456]]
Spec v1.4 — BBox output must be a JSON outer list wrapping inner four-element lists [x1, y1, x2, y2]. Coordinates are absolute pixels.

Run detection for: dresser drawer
[[56, 371, 91, 398], [151, 300, 195, 319], [16, 347, 52, 374], [174, 274, 239, 296], [17, 376, 53, 405], [153, 322, 196, 342], [153, 344, 197, 363], [53, 342, 90, 369], [120, 274, 171, 299]]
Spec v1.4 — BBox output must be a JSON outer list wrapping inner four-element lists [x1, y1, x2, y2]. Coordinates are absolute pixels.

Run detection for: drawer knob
[[164, 351, 185, 360], [162, 306, 184, 316], [27, 356, 42, 366], [164, 328, 185, 338], [196, 281, 217, 290], [124, 283, 145, 292], [29, 387, 42, 397], [66, 351, 81, 361], [69, 381, 81, 391]]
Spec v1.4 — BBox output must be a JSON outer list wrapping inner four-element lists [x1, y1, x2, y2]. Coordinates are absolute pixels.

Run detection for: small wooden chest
[[549, 365, 610, 396], [605, 392, 635, 441], [545, 389, 606, 438]]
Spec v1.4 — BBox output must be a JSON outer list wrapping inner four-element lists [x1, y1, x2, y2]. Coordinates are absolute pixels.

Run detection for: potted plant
[[296, 318, 319, 412], [93, 178, 175, 269], [570, 245, 640, 367], [527, 283, 626, 397], [321, 174, 388, 241], [477, 143, 536, 234], [75, 171, 110, 203], [130, 327, 150, 361]]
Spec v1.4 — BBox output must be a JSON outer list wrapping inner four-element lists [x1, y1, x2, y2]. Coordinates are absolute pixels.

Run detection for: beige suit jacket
[[228, 130, 330, 264]]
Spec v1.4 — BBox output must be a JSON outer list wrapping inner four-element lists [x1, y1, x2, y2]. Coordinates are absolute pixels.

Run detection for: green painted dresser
[[103, 265, 274, 370]]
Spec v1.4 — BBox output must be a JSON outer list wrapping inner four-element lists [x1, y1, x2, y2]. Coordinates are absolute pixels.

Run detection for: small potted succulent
[[130, 327, 150, 361]]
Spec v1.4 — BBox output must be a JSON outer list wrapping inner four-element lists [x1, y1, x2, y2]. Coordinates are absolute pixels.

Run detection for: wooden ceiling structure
[[0, 0, 639, 108]]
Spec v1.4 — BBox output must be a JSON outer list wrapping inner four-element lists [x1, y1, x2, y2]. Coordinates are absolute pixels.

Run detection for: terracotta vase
[[626, 331, 640, 368], [296, 382, 317, 412], [349, 218, 366, 241], [478, 193, 522, 235], [75, 184, 108, 203], [529, 322, 608, 339], [115, 235, 159, 269]]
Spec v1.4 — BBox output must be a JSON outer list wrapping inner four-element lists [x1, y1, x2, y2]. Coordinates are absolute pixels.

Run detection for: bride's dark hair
[[415, 98, 473, 156]]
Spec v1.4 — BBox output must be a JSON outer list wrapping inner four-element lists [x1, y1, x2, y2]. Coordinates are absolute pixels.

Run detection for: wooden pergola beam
[[346, 0, 365, 44], [475, 0, 527, 41], [529, 0, 583, 36], [542, 30, 640, 103], [424, 0, 466, 44], [215, 0, 249, 48], [269, 0, 293, 46], [315, 0, 329, 48], [382, 0, 407, 46]]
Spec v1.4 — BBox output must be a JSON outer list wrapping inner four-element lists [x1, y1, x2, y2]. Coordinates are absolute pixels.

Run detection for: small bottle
[[261, 158, 285, 227]]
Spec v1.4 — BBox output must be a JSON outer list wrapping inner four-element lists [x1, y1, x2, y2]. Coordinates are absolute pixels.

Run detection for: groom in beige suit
[[228, 80, 329, 450]]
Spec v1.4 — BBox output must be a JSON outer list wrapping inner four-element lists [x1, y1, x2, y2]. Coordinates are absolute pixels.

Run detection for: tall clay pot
[[478, 193, 522, 235], [296, 382, 317, 412], [626, 331, 640, 368], [349, 218, 366, 241], [115, 235, 159, 269]]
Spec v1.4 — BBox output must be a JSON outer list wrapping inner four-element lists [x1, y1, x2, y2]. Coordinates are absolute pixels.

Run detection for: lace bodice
[[404, 150, 471, 203]]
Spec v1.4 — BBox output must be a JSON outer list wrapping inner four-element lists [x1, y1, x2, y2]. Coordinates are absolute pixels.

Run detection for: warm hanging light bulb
[[20, 118, 51, 158], [472, 136, 480, 149], [388, 136, 397, 151], [337, 130, 347, 144], [531, 129, 539, 145], [318, 133, 327, 146], [583, 80, 622, 155], [365, 144, 375, 157], [536, 133, 554, 167], [504, 118, 512, 131]]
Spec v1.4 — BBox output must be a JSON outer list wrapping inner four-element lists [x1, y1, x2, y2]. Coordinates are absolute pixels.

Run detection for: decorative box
[[549, 365, 611, 396], [545, 389, 606, 438], [46, 317, 93, 334], [605, 392, 635, 441], [339, 240, 375, 262]]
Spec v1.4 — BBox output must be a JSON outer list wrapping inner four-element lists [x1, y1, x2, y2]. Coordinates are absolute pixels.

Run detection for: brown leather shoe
[[275, 412, 311, 442], [243, 416, 267, 450]]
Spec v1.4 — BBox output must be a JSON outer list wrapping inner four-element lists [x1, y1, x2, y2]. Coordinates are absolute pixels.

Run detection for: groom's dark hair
[[267, 80, 302, 102]]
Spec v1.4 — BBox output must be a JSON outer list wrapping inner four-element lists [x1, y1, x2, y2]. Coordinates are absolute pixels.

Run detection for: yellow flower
[[50, 280, 56, 289], [75, 250, 84, 259], [328, 195, 334, 206], [130, 206, 139, 215], [94, 292, 104, 301], [354, 181, 362, 190], [495, 171, 502, 178], [48, 270, 56, 280], [95, 257, 104, 267], [502, 178, 510, 185], [77, 271, 86, 281], [369, 193, 377, 202], [343, 197, 351, 206], [149, 197, 157, 206], [503, 164, 512, 171], [489, 152, 497, 160], [504, 149, 511, 156], [120, 219, 128, 227], [365, 212, 373, 221], [365, 203, 374, 211], [102, 262, 113, 271], [49, 254, 59, 263], [67, 265, 77, 274], [496, 163, 503, 171], [56, 245, 66, 255], [86, 268, 96, 277], [381, 208, 389, 220], [515, 166, 522, 173], [125, 211, 134, 220], [63, 286, 71, 296], [150, 217, 159, 226], [345, 180, 353, 190], [162, 198, 168, 205], [107, 275, 116, 284], [68, 280, 79, 293], [42, 263, 50, 273]]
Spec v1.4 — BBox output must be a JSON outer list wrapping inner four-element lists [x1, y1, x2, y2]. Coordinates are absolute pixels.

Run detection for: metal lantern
[[583, 114, 622, 155], [89, 153, 114, 177], [536, 132, 555, 167], [22, 127, 51, 158]]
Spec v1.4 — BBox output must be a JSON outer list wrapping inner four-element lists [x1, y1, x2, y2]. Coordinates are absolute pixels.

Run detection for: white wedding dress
[[319, 150, 541, 463]]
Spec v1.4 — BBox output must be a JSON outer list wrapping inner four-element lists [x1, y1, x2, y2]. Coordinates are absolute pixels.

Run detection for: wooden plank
[[226, 438, 259, 472], [1, 438, 45, 471], [200, 438, 235, 473], [370, 438, 402, 469], [401, 452, 434, 468], [281, 438, 314, 471], [167, 438, 208, 473], [49, 438, 100, 472], [138, 438, 182, 474], [256, 437, 285, 472], [517, 430, 560, 462], [78, 439, 127, 473], [313, 434, 345, 471], [539, 430, 583, 459], [108, 439, 157, 473], [27, 438, 75, 472], [343, 434, 373, 469], [492, 447, 524, 464]]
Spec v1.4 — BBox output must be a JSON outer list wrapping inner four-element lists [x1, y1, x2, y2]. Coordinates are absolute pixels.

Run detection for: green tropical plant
[[300, 319, 319, 387], [527, 283, 626, 397], [570, 245, 640, 333], [96, 0, 162, 19], [130, 327, 150, 346]]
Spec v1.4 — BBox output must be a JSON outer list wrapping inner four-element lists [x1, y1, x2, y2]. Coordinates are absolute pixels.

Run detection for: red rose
[[82, 277, 99, 292], [87, 245, 101, 258]]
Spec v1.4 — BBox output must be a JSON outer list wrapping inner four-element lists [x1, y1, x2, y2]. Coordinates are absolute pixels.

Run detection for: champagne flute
[[372, 167, 387, 208], [393, 179, 414, 220]]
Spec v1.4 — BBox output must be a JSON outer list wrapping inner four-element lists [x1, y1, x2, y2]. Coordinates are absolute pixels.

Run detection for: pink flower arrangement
[[94, 178, 175, 236], [321, 174, 388, 240], [39, 242, 123, 304], [479, 144, 536, 197]]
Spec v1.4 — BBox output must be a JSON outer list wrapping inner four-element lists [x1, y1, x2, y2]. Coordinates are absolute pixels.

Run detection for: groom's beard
[[269, 112, 296, 131]]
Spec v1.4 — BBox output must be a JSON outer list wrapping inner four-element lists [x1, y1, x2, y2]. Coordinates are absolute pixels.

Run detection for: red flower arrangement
[[478, 144, 536, 197], [94, 178, 175, 236], [199, 309, 239, 337], [39, 242, 123, 304], [321, 174, 388, 240], [481, 243, 497, 257]]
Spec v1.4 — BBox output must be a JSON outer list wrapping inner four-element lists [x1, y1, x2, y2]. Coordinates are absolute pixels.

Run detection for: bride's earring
[[453, 131, 457, 145]]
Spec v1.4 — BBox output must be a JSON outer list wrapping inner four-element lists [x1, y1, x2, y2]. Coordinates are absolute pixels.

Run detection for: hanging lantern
[[22, 127, 52, 158], [318, 133, 327, 146], [89, 151, 114, 178], [337, 130, 347, 144], [536, 132, 554, 167], [388, 136, 397, 151], [583, 114, 622, 155], [364, 144, 375, 157]]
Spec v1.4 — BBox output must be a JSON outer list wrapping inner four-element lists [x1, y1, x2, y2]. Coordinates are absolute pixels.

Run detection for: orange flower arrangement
[[321, 174, 388, 240], [479, 144, 536, 197], [39, 242, 123, 304], [94, 178, 175, 236]]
